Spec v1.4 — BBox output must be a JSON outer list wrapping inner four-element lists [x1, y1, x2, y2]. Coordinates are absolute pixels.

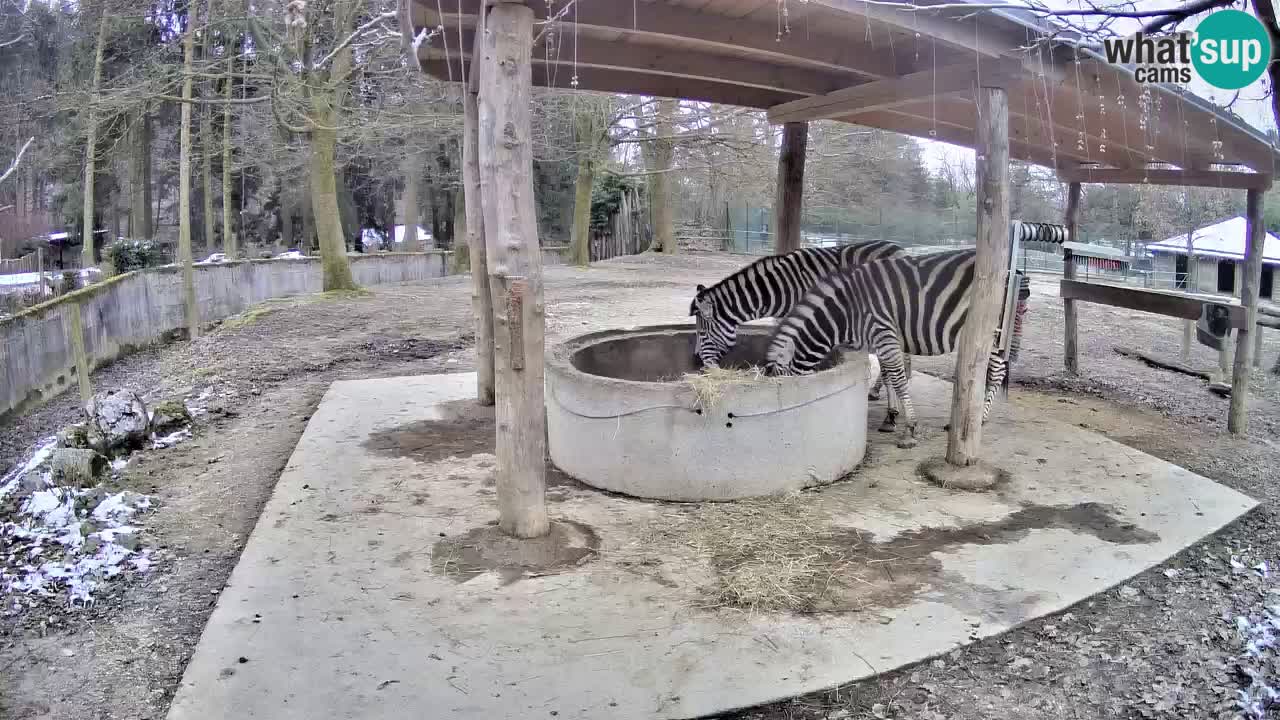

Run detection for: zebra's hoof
[[877, 420, 896, 433], [942, 423, 950, 431], [868, 391, 881, 401], [896, 436, 918, 450]]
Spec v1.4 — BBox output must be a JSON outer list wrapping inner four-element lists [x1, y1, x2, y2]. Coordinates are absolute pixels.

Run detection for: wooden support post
[[1062, 182, 1081, 375], [774, 121, 807, 254], [463, 26, 495, 406], [65, 303, 93, 406], [478, 0, 549, 539], [1228, 188, 1266, 434], [1254, 326, 1264, 368], [1181, 218, 1195, 361], [946, 86, 1010, 467]]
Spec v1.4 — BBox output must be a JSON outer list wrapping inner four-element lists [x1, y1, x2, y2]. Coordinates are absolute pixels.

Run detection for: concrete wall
[[0, 253, 450, 417]]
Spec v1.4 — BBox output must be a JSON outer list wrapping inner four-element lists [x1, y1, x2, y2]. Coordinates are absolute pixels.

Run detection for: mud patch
[[362, 400, 494, 464], [431, 520, 600, 584]]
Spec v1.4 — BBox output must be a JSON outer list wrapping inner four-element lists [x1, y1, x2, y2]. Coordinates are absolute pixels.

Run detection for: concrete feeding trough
[[545, 323, 869, 501]]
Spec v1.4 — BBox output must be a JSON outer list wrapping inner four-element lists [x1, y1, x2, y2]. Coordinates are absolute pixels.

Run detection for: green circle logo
[[1192, 9, 1273, 90]]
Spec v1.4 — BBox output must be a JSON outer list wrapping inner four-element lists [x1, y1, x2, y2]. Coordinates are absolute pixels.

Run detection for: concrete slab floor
[[165, 371, 1257, 720]]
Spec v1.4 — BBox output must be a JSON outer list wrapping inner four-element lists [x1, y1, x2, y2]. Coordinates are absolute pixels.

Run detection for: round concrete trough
[[545, 323, 869, 502]]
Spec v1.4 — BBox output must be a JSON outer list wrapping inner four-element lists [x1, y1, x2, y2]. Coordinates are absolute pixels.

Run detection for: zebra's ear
[[695, 284, 707, 294]]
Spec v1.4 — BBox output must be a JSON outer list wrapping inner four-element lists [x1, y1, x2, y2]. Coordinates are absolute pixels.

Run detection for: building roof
[[411, 0, 1280, 176], [1148, 217, 1280, 265]]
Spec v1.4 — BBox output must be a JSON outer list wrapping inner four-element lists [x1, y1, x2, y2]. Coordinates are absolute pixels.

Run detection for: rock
[[11, 472, 50, 499], [1119, 585, 1141, 600], [56, 424, 90, 449], [88, 391, 150, 453], [49, 448, 109, 488], [149, 399, 192, 434]]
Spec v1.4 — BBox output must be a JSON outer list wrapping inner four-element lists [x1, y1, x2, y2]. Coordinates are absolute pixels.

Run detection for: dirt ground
[[2, 251, 1280, 720]]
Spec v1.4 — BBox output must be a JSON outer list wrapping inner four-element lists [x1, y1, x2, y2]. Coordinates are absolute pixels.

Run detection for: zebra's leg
[[878, 354, 913, 432], [873, 339, 918, 448], [877, 369, 898, 433]]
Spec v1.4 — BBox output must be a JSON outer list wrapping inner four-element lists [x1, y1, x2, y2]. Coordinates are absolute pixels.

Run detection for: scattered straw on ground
[[682, 366, 768, 410], [618, 492, 874, 614]]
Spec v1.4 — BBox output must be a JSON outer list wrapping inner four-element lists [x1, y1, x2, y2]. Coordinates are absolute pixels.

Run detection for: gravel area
[[2, 253, 1280, 720]]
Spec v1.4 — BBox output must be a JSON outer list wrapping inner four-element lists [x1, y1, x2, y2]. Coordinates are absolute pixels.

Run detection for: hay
[[682, 366, 767, 410], [621, 493, 873, 614]]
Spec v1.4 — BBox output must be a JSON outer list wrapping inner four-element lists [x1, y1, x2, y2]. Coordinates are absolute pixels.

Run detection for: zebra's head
[[690, 284, 736, 368]]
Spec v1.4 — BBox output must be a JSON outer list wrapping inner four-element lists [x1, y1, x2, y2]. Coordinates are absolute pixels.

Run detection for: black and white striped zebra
[[689, 240, 906, 373], [763, 248, 1024, 449]]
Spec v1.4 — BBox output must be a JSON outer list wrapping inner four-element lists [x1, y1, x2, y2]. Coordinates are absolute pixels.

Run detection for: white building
[[1147, 216, 1279, 300]]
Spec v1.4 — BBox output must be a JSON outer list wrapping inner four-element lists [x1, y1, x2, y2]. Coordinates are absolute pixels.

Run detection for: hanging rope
[[547, 380, 865, 421]]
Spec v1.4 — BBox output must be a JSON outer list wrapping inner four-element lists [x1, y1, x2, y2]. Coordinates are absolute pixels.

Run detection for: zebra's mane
[[691, 248, 826, 312]]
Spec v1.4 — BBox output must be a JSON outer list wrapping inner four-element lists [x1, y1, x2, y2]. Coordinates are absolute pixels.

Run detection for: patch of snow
[[110, 458, 129, 473], [2, 439, 155, 611], [151, 428, 191, 449], [0, 436, 57, 499]]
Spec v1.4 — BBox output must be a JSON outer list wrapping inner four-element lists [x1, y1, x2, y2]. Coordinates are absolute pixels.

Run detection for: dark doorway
[[1262, 267, 1274, 299], [1217, 260, 1236, 294], [1175, 254, 1189, 289]]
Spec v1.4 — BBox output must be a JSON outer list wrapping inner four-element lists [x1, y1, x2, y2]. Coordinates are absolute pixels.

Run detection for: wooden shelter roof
[[409, 0, 1280, 180]]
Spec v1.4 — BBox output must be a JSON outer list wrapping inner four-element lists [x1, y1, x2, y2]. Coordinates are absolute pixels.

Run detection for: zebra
[[688, 240, 906, 397], [762, 248, 1025, 449]]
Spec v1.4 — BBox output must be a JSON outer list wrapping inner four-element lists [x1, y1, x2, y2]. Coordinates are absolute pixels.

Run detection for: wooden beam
[[767, 59, 1020, 125], [774, 122, 807, 254], [844, 108, 1080, 170], [946, 85, 1010, 467], [1060, 279, 1249, 328], [1058, 167, 1274, 190], [420, 58, 800, 109], [477, 1, 549, 538], [415, 0, 904, 81], [1063, 182, 1081, 375], [810, 0, 1007, 58], [439, 29, 857, 98], [463, 14, 495, 406], [1229, 188, 1266, 435]]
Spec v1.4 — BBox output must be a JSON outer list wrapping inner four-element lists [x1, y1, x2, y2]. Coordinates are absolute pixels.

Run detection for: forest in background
[[3, 0, 1280, 277]]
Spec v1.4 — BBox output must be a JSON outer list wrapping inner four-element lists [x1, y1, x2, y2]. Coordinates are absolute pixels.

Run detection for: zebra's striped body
[[689, 240, 906, 369], [763, 248, 1023, 448]]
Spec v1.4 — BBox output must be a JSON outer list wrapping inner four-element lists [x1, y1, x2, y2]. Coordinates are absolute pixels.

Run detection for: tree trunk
[[309, 115, 357, 290], [569, 103, 603, 267], [81, 11, 109, 268], [650, 99, 677, 254], [463, 39, 495, 405], [774, 121, 808, 254], [201, 90, 215, 253], [178, 14, 200, 339], [569, 157, 595, 266], [399, 155, 420, 251], [222, 69, 236, 258], [478, 1, 549, 538], [280, 186, 295, 249], [945, 86, 1010, 467], [129, 108, 153, 239], [451, 188, 469, 271]]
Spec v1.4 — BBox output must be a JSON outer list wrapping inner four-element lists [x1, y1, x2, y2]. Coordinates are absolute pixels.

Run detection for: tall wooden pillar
[[1181, 215, 1197, 361], [946, 85, 1011, 467], [1228, 188, 1266, 434], [774, 121, 808, 254], [477, 0, 549, 538], [462, 20, 495, 406], [1062, 182, 1081, 375]]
